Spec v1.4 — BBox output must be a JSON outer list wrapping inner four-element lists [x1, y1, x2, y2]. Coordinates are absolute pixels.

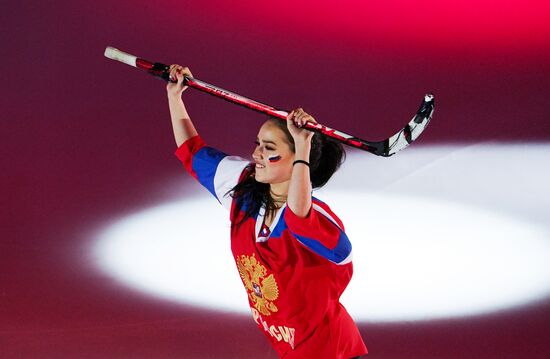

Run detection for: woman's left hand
[[287, 108, 316, 143]]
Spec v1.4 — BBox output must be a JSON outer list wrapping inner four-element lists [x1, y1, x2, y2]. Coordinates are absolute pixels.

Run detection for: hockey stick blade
[[380, 93, 434, 156], [105, 46, 435, 156]]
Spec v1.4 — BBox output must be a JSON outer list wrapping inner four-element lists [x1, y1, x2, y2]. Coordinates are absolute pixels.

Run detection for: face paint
[[268, 155, 282, 163]]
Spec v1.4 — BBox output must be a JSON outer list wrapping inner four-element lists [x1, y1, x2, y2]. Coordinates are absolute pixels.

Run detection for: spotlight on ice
[[93, 144, 550, 322]]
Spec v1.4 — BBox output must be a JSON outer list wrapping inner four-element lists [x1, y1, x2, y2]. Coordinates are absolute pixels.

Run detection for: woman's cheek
[[268, 154, 282, 163]]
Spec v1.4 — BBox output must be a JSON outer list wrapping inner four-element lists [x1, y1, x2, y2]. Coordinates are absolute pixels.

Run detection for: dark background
[[1, 1, 549, 357]]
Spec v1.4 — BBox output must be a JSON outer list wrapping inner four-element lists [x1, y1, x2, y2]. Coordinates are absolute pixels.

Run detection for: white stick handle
[[104, 47, 137, 67]]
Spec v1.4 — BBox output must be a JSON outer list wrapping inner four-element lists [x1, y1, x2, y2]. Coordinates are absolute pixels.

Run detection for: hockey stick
[[104, 46, 434, 157]]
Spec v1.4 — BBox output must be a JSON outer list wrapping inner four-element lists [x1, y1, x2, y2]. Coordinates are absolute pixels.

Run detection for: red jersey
[[176, 135, 367, 358]]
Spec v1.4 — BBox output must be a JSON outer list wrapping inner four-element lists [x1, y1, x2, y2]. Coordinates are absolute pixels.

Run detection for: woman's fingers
[[172, 66, 182, 83], [286, 110, 295, 121], [287, 108, 315, 141], [289, 107, 316, 127], [166, 65, 194, 96], [176, 70, 185, 85], [166, 65, 192, 95], [292, 108, 303, 126], [178, 66, 193, 78], [168, 66, 175, 81], [167, 65, 193, 83]]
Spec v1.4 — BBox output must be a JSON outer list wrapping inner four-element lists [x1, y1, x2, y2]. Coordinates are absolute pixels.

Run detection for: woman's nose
[[252, 147, 263, 159]]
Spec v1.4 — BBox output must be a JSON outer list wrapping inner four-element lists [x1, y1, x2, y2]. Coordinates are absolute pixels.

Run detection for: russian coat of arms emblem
[[236, 253, 279, 316]]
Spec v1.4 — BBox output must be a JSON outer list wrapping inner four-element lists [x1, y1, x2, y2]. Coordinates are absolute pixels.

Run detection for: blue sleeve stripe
[[192, 147, 227, 202], [293, 231, 352, 265], [270, 218, 288, 238]]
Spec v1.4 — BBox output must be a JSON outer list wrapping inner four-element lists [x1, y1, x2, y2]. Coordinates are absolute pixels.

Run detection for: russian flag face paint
[[268, 155, 282, 163]]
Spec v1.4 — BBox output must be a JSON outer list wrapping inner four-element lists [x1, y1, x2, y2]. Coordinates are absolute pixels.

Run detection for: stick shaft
[[104, 47, 433, 156], [186, 76, 381, 152], [124, 50, 381, 152]]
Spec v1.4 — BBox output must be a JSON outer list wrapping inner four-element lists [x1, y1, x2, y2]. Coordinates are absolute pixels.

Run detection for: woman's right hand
[[166, 64, 193, 98]]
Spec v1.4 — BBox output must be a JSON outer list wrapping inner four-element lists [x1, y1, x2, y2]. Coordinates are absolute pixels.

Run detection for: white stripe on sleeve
[[213, 156, 250, 210]]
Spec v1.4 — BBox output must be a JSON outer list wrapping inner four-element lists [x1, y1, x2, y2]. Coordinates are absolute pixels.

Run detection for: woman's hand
[[287, 108, 316, 143], [166, 64, 193, 98]]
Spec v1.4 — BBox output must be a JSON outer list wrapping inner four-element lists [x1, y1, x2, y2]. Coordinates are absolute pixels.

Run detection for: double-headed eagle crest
[[236, 254, 279, 316]]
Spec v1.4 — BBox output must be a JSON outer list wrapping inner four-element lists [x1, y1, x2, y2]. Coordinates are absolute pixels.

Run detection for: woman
[[167, 64, 367, 359]]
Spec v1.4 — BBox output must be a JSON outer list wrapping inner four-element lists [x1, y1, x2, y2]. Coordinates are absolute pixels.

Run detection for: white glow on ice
[[93, 144, 550, 322]]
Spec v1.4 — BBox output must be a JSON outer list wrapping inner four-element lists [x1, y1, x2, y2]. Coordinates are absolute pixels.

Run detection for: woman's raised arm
[[166, 65, 198, 147], [286, 108, 315, 217]]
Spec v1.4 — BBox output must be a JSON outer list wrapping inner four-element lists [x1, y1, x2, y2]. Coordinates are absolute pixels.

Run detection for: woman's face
[[252, 121, 294, 184]]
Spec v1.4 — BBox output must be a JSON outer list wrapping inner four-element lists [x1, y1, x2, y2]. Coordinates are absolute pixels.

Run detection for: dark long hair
[[229, 118, 346, 224]]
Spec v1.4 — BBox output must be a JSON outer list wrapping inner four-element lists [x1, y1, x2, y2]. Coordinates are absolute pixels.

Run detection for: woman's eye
[[266, 146, 275, 151]]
